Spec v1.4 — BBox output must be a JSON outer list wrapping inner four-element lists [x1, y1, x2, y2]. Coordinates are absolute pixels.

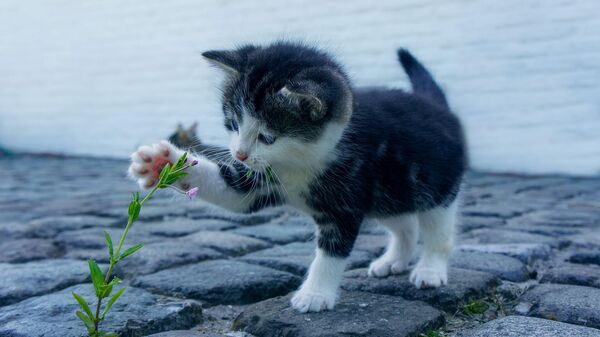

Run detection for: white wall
[[0, 0, 599, 175]]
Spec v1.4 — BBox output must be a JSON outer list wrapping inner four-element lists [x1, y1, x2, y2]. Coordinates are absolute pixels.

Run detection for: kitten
[[129, 42, 466, 313]]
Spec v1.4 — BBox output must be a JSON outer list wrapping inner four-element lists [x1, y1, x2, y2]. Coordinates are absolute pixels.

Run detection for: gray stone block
[[146, 331, 225, 337], [450, 251, 530, 282], [116, 240, 224, 277], [230, 221, 313, 244], [457, 316, 600, 337], [56, 227, 162, 250], [342, 267, 498, 311], [182, 231, 271, 255], [240, 241, 374, 275], [459, 243, 551, 263], [142, 218, 238, 237], [521, 284, 600, 329], [0, 238, 62, 263], [540, 263, 600, 288], [233, 291, 444, 337], [133, 260, 301, 305], [462, 228, 565, 248], [26, 215, 119, 238], [0, 259, 91, 306], [0, 284, 202, 337], [569, 249, 600, 266]]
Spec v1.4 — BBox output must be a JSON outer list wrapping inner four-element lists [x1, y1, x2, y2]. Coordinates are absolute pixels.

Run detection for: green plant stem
[[92, 184, 160, 333]]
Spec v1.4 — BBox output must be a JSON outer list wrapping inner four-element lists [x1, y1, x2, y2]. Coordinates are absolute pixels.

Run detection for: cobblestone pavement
[[1, 155, 600, 337]]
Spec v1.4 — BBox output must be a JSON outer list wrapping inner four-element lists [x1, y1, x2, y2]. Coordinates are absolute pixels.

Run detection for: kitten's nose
[[235, 151, 248, 162]]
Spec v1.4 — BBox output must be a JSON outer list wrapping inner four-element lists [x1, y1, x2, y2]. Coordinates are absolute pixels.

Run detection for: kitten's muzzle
[[235, 151, 248, 162]]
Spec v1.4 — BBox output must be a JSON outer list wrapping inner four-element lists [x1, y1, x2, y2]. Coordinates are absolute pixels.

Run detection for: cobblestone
[[182, 231, 272, 255], [230, 220, 313, 244], [540, 263, 600, 288], [240, 241, 374, 275], [457, 316, 600, 337], [569, 249, 600, 266], [458, 243, 552, 263], [132, 260, 301, 305], [0, 284, 202, 337], [233, 291, 444, 337], [1, 155, 600, 336], [520, 284, 600, 329], [0, 238, 62, 263], [142, 218, 238, 237], [0, 259, 92, 306], [450, 251, 530, 282], [341, 267, 498, 311]]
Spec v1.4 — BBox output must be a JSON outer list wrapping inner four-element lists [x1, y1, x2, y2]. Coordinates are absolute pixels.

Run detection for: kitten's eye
[[228, 119, 239, 132], [258, 133, 276, 145]]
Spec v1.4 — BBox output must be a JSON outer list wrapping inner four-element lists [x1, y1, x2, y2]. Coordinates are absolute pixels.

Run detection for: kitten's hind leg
[[368, 214, 418, 277], [410, 200, 457, 288]]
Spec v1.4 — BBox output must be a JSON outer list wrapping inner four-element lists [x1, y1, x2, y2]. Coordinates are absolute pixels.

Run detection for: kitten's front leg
[[291, 219, 360, 313], [128, 141, 258, 212]]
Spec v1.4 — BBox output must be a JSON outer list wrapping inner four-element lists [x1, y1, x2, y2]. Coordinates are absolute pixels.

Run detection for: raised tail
[[398, 49, 448, 109]]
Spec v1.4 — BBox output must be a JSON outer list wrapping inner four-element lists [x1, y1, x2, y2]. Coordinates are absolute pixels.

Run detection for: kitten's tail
[[398, 49, 448, 109]]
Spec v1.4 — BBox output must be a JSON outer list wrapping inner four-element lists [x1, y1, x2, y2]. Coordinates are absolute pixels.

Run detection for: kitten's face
[[204, 42, 353, 172], [225, 100, 286, 171], [223, 92, 343, 171]]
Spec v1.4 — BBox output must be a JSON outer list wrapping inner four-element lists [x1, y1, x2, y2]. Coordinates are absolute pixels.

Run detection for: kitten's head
[[202, 42, 352, 171]]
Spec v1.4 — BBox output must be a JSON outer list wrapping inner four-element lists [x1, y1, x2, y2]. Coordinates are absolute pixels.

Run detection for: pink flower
[[185, 187, 199, 200]]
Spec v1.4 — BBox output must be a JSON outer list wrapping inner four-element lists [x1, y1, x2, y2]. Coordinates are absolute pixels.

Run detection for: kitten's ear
[[202, 50, 240, 74], [189, 122, 198, 133], [280, 85, 325, 121]]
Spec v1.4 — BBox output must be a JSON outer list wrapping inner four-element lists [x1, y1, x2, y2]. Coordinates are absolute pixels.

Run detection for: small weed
[[420, 329, 444, 337], [463, 300, 489, 315], [72, 153, 196, 336]]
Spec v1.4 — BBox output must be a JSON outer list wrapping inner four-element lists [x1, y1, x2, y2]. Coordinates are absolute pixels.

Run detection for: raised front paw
[[290, 289, 336, 313], [128, 141, 181, 189]]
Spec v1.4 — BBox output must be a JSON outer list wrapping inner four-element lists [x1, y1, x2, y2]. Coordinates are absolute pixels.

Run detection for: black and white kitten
[[129, 42, 466, 313]]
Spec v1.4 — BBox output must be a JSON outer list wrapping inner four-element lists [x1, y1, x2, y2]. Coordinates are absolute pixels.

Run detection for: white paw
[[291, 289, 336, 313], [409, 262, 448, 289], [128, 141, 181, 189], [368, 255, 408, 277]]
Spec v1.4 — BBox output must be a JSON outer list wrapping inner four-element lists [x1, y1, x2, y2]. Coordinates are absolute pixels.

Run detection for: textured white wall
[[0, 0, 599, 175]]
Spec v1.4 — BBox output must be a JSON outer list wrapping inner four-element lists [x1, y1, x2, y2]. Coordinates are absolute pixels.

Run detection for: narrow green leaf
[[108, 276, 122, 286], [128, 200, 141, 222], [88, 259, 104, 296], [245, 169, 254, 179], [163, 171, 188, 185], [100, 288, 125, 320], [119, 243, 143, 260], [99, 283, 113, 299], [75, 310, 95, 333], [173, 152, 188, 170], [103, 231, 113, 259], [158, 163, 172, 184], [72, 292, 94, 321], [99, 332, 118, 337]]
